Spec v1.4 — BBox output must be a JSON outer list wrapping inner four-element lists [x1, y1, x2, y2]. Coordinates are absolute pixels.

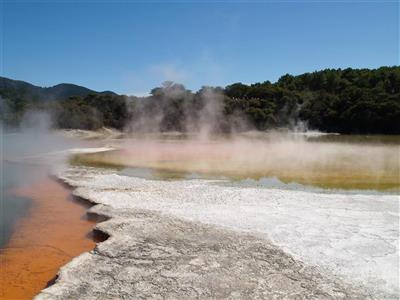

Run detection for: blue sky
[[1, 1, 398, 95]]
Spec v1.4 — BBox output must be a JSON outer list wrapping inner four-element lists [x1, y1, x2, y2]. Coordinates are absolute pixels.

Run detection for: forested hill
[[225, 66, 400, 134], [0, 76, 117, 126], [1, 66, 399, 134], [0, 76, 116, 102]]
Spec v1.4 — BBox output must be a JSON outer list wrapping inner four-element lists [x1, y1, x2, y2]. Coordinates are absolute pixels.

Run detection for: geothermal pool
[[0, 162, 34, 248], [0, 176, 98, 300], [2, 132, 399, 299], [36, 132, 398, 299], [0, 132, 103, 299], [73, 133, 400, 191]]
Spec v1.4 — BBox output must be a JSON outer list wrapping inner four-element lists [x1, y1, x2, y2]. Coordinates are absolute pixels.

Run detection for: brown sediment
[[0, 177, 100, 300]]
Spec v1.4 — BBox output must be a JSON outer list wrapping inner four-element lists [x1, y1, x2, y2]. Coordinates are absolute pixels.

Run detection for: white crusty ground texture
[[36, 166, 399, 299]]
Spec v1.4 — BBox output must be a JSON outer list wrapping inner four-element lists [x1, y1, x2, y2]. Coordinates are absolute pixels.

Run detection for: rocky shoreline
[[36, 207, 369, 299], [33, 165, 399, 299]]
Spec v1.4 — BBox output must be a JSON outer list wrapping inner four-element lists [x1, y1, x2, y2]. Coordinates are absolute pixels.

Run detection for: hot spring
[[58, 131, 399, 297], [71, 132, 400, 191]]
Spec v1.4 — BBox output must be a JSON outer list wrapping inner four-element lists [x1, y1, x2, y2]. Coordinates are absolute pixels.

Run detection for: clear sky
[[1, 1, 398, 95]]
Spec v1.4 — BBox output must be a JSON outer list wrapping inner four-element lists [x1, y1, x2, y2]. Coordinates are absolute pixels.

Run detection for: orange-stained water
[[0, 177, 97, 300]]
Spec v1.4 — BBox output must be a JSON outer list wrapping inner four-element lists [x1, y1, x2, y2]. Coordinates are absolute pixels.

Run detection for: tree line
[[1, 66, 399, 134]]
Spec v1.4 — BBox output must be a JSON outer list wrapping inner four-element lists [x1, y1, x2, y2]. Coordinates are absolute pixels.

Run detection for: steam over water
[[63, 131, 400, 296], [0, 124, 87, 248], [0, 162, 34, 248], [73, 132, 400, 191], [2, 127, 399, 297]]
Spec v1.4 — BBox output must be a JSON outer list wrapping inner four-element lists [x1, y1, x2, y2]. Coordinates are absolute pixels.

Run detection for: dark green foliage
[[293, 67, 400, 134], [1, 66, 399, 134], [52, 94, 129, 130], [0, 77, 122, 130], [226, 66, 400, 134], [0, 77, 116, 102]]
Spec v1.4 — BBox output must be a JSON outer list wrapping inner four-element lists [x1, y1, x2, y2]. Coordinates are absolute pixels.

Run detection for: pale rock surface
[[37, 206, 370, 299], [36, 166, 399, 299]]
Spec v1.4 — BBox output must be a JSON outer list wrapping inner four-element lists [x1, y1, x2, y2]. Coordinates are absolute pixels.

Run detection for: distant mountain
[[0, 76, 117, 102]]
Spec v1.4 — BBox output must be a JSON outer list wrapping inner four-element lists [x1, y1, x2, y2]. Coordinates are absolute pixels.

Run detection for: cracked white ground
[[57, 165, 399, 298]]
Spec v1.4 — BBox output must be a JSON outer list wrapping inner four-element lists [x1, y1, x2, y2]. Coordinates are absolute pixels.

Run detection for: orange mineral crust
[[0, 177, 97, 300]]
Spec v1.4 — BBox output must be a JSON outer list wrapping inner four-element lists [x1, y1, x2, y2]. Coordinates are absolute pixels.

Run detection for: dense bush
[[50, 94, 129, 130], [225, 67, 400, 134], [1, 66, 399, 134]]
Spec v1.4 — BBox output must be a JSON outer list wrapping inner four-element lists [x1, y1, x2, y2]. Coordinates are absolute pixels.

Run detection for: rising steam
[[125, 82, 251, 138]]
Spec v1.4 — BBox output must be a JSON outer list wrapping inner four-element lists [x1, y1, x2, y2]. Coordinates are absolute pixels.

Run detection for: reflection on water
[[0, 162, 48, 248], [118, 167, 396, 195], [0, 177, 98, 300], [1, 129, 92, 249], [72, 133, 400, 191], [0, 193, 31, 248], [118, 166, 221, 181]]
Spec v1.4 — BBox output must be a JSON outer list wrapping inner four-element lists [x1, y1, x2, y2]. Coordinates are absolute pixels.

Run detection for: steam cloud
[[1, 109, 84, 167], [125, 81, 252, 139]]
